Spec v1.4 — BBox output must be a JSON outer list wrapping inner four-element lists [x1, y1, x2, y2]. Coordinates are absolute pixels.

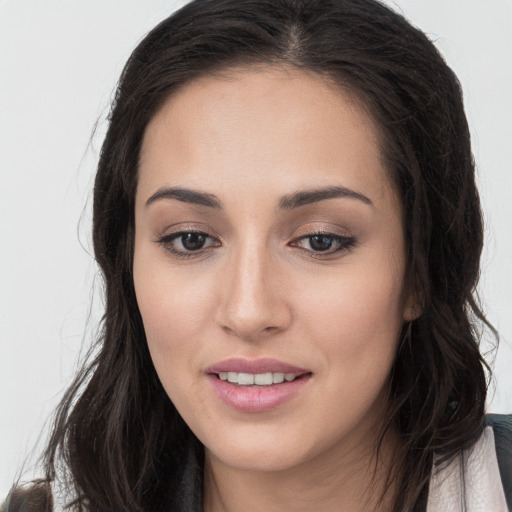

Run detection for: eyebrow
[[145, 185, 373, 209], [278, 186, 373, 209], [146, 187, 222, 208]]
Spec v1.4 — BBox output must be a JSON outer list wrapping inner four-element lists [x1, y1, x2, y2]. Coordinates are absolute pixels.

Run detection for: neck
[[203, 423, 401, 512]]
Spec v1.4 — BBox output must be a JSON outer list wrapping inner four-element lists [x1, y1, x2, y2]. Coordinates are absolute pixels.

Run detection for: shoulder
[[0, 481, 53, 512], [486, 412, 512, 439], [486, 413, 512, 511]]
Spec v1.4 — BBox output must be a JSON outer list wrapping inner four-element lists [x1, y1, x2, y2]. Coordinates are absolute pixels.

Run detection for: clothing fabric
[[176, 414, 512, 512], [488, 413, 512, 509], [426, 426, 508, 511], [2, 415, 510, 511]]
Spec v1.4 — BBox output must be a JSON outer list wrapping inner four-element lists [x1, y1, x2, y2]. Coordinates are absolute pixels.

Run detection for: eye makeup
[[156, 226, 358, 261]]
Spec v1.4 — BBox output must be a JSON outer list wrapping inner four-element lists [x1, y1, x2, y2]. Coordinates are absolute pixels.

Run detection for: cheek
[[294, 252, 406, 382], [289, 264, 405, 436], [132, 250, 213, 388], [300, 260, 404, 335], [133, 269, 216, 424]]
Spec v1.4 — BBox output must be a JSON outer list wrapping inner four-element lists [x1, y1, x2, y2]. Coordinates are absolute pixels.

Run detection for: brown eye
[[180, 232, 207, 251], [309, 235, 334, 252], [157, 230, 219, 258], [291, 232, 358, 257]]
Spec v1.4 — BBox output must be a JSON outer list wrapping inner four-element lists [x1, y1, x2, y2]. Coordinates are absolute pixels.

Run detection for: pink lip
[[205, 358, 312, 413], [205, 357, 309, 375]]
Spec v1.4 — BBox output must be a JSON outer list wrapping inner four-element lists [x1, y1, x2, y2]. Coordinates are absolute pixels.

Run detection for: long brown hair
[[4, 1, 494, 511]]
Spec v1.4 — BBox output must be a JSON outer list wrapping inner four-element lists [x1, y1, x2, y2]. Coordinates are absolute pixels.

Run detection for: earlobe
[[402, 279, 424, 322], [403, 304, 420, 322], [403, 292, 423, 322]]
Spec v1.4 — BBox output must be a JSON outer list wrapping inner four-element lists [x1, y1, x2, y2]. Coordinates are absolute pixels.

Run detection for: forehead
[[138, 65, 394, 208]]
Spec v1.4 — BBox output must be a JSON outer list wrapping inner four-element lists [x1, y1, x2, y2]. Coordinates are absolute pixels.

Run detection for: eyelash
[[157, 231, 219, 259], [157, 230, 358, 259], [290, 232, 358, 258]]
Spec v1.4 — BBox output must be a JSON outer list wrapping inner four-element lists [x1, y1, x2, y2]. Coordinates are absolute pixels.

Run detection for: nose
[[215, 243, 292, 342]]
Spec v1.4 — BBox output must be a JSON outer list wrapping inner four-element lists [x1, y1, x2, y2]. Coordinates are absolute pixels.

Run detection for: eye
[[308, 234, 337, 252], [290, 232, 357, 256], [157, 230, 219, 258]]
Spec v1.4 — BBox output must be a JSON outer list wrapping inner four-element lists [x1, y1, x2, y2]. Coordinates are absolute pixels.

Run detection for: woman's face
[[133, 66, 415, 472]]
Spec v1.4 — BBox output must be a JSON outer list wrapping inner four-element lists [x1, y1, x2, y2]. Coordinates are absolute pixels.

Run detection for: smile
[[205, 358, 312, 412], [218, 372, 299, 386]]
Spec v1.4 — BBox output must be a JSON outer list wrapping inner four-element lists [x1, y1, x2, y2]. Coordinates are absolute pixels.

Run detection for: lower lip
[[206, 374, 312, 412]]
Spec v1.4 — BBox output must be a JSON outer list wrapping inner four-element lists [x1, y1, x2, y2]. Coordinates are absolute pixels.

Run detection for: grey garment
[[486, 414, 512, 512], [177, 415, 512, 512], [1, 415, 510, 511]]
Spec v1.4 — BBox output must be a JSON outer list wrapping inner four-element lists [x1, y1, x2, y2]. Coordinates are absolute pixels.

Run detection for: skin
[[133, 66, 417, 512]]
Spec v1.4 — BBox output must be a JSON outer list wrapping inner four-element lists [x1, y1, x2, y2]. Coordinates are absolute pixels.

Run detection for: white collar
[[426, 426, 508, 512]]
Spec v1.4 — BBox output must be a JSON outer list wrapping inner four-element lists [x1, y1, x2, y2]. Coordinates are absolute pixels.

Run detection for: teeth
[[238, 373, 255, 385], [218, 371, 298, 385], [273, 372, 285, 384], [254, 373, 272, 385]]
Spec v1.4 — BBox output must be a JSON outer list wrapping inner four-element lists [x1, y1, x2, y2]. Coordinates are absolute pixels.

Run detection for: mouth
[[215, 371, 308, 387], [205, 358, 313, 412]]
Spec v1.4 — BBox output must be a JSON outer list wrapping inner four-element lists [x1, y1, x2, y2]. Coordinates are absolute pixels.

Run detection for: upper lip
[[205, 358, 310, 375]]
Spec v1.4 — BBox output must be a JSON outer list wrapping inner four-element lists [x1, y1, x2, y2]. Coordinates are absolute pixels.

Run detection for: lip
[[205, 358, 312, 412], [205, 357, 310, 375]]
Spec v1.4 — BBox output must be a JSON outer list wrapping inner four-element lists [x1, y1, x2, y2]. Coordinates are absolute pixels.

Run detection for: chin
[[208, 445, 305, 473], [201, 425, 326, 474]]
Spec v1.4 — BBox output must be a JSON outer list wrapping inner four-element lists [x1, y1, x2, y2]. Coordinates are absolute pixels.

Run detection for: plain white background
[[1, 0, 511, 497]]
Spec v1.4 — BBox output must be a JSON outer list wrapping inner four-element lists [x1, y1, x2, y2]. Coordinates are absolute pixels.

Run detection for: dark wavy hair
[[4, 0, 494, 511]]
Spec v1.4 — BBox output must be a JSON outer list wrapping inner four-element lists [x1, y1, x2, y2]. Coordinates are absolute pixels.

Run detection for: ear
[[403, 287, 423, 322]]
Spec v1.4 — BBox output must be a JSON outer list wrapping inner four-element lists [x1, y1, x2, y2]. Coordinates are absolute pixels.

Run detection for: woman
[[3, 0, 511, 511]]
